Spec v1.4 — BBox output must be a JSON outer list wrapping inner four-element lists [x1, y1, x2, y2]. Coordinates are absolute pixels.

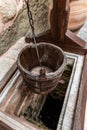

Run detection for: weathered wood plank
[[0, 111, 47, 130], [0, 70, 21, 109], [0, 120, 13, 130], [65, 30, 86, 48], [0, 62, 17, 93], [72, 55, 87, 130], [50, 0, 69, 42]]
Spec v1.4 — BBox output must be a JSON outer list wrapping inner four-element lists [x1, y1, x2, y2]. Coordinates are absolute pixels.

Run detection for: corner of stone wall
[[0, 0, 49, 55]]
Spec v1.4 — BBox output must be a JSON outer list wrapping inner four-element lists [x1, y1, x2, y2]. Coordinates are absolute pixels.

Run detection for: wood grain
[[72, 55, 87, 130], [50, 0, 70, 42], [0, 120, 13, 130]]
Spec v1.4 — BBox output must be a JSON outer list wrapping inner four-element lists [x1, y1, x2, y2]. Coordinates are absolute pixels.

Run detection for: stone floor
[[0, 37, 28, 85]]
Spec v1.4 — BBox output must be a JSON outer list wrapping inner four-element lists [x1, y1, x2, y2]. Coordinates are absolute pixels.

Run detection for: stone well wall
[[0, 0, 49, 55]]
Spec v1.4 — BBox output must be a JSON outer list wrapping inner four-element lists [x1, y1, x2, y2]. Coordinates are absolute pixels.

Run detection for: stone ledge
[[0, 37, 28, 88]]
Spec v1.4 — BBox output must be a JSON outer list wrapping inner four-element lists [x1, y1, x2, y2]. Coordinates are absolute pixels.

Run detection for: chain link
[[24, 0, 41, 66], [25, 0, 34, 31]]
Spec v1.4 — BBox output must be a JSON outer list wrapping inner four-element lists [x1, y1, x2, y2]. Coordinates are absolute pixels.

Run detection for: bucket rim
[[17, 42, 66, 80]]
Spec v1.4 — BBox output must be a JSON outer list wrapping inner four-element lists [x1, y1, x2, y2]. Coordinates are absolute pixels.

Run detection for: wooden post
[[25, 0, 87, 55], [50, 0, 70, 42]]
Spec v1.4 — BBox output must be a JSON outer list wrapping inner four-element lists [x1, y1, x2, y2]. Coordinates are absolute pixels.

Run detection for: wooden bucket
[[17, 42, 66, 94]]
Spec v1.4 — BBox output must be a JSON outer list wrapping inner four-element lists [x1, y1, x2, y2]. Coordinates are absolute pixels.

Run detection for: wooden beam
[[0, 120, 13, 130], [0, 62, 17, 93], [55, 44, 87, 55], [65, 30, 86, 48], [25, 30, 52, 43], [50, 0, 70, 42], [72, 55, 87, 130]]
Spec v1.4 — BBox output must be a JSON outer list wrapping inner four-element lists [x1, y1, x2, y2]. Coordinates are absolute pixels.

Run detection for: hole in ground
[[38, 95, 64, 130], [20, 63, 73, 130]]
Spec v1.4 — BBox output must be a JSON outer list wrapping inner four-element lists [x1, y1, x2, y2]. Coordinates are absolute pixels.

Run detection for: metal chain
[[24, 0, 41, 66]]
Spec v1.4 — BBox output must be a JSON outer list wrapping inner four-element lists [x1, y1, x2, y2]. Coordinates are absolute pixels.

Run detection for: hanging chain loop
[[24, 0, 34, 31], [24, 0, 41, 66]]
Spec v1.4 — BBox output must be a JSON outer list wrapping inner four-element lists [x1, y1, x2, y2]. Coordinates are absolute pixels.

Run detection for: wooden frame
[[0, 53, 84, 130]]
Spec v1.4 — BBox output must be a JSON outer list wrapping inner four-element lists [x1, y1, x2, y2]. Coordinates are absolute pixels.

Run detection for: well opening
[[20, 62, 73, 130], [1, 52, 83, 130]]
